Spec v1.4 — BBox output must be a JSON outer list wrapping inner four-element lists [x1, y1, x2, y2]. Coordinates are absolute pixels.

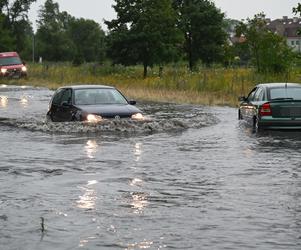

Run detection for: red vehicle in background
[[0, 52, 27, 78]]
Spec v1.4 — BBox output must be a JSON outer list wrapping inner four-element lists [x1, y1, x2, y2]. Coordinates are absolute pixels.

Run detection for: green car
[[239, 83, 301, 131]]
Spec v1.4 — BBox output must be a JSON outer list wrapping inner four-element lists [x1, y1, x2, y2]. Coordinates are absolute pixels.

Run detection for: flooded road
[[1, 85, 301, 250]]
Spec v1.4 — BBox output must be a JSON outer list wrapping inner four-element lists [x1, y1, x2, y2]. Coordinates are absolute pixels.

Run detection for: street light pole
[[32, 34, 35, 63]]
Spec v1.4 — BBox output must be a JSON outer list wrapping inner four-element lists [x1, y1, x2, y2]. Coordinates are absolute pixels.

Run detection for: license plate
[[279, 107, 301, 117]]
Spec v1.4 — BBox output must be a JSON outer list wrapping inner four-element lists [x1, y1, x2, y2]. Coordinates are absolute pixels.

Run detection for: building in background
[[266, 16, 301, 53]]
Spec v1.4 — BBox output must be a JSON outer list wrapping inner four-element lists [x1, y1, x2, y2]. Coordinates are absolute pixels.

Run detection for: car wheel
[[253, 117, 261, 133], [71, 113, 78, 121]]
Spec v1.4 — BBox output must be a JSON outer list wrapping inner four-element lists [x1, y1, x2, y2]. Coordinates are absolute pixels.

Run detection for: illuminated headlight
[[86, 114, 102, 123], [1, 68, 7, 74], [21, 66, 27, 72], [131, 113, 144, 120]]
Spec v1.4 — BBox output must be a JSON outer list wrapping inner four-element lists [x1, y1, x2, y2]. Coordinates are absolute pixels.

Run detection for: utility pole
[[32, 34, 35, 63]]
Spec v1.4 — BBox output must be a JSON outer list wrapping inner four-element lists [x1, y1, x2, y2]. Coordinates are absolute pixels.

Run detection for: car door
[[49, 88, 64, 122], [252, 87, 266, 117], [240, 87, 257, 122], [56, 88, 73, 122], [244, 87, 266, 123]]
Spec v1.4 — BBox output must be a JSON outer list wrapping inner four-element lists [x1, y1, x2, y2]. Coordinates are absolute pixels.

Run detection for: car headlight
[[131, 113, 144, 120], [86, 114, 102, 123], [1, 68, 7, 74], [21, 66, 27, 72]]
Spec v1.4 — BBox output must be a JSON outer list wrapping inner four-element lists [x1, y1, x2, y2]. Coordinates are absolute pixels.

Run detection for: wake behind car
[[239, 83, 301, 131], [47, 85, 144, 122], [0, 52, 27, 78]]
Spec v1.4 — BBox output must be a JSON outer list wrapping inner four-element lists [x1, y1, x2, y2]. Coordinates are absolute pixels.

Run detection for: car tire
[[253, 117, 261, 133]]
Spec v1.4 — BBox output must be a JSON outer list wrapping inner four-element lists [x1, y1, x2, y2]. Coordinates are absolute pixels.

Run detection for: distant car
[[46, 85, 144, 122], [239, 83, 301, 131], [0, 52, 27, 78]]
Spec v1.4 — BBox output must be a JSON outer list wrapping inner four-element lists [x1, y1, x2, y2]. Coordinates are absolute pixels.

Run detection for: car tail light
[[260, 103, 272, 116]]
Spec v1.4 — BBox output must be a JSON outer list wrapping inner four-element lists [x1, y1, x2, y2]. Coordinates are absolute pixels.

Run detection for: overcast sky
[[28, 0, 301, 31]]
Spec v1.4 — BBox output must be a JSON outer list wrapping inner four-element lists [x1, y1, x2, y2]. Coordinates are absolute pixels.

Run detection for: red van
[[0, 52, 27, 78]]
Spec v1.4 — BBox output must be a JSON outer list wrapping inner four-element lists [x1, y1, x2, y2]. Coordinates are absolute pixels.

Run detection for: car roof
[[59, 84, 115, 90], [0, 52, 19, 58], [256, 82, 301, 88]]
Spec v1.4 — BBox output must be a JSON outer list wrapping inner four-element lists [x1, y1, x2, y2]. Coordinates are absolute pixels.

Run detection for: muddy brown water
[[0, 85, 301, 250]]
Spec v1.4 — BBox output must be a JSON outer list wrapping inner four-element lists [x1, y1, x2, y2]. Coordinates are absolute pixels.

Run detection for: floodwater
[[1, 85, 301, 250]]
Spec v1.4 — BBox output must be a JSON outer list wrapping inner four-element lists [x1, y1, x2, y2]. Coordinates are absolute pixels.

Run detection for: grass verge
[[1, 63, 301, 106]]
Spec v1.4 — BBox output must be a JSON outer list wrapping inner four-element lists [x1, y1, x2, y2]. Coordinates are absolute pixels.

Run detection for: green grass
[[2, 63, 301, 106]]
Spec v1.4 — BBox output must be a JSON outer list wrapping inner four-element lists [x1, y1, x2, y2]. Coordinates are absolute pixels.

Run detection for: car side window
[[254, 88, 264, 101], [258, 88, 265, 101], [247, 88, 257, 102], [52, 89, 64, 105], [60, 89, 72, 105]]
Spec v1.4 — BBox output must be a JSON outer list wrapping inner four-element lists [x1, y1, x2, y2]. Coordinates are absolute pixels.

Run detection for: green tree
[[68, 18, 106, 64], [106, 0, 183, 78], [0, 0, 35, 55], [236, 13, 294, 73], [0, 13, 14, 51], [231, 41, 251, 66], [173, 0, 227, 70], [0, 0, 35, 23], [36, 0, 75, 61]]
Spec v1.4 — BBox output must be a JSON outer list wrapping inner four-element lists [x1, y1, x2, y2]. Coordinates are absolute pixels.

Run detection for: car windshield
[[74, 88, 128, 105], [0, 56, 22, 66], [269, 87, 301, 100]]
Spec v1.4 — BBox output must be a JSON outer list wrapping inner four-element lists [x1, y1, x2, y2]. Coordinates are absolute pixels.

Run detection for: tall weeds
[[2, 63, 301, 106]]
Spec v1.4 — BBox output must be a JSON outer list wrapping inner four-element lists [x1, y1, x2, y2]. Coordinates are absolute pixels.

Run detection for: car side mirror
[[238, 96, 247, 102], [129, 100, 136, 105]]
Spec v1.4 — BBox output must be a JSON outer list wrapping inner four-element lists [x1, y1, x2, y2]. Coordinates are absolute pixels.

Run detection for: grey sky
[[28, 0, 301, 30]]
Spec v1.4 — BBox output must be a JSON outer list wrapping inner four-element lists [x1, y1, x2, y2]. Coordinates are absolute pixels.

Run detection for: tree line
[[0, 0, 106, 64], [0, 0, 299, 77]]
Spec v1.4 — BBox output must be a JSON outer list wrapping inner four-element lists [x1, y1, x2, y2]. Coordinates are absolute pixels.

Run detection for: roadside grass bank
[[1, 63, 301, 106]]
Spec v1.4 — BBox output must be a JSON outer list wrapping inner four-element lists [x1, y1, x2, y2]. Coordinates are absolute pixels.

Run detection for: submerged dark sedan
[[239, 83, 301, 130], [47, 85, 144, 122]]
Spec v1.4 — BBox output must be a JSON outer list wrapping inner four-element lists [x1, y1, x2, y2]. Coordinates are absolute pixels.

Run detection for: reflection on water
[[0, 96, 8, 108], [126, 240, 154, 249], [76, 180, 98, 210], [242, 147, 255, 159], [20, 96, 29, 108], [78, 237, 97, 248], [134, 142, 143, 162], [129, 178, 143, 187], [130, 192, 149, 214], [85, 140, 99, 159]]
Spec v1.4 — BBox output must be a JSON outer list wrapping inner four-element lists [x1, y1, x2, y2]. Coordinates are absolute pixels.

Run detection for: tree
[[68, 18, 106, 64], [106, 0, 183, 78], [0, 0, 35, 54], [36, 0, 106, 63], [0, 13, 14, 51], [173, 0, 227, 70], [236, 13, 294, 73], [1, 0, 35, 23], [293, 4, 301, 16], [36, 0, 75, 61]]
